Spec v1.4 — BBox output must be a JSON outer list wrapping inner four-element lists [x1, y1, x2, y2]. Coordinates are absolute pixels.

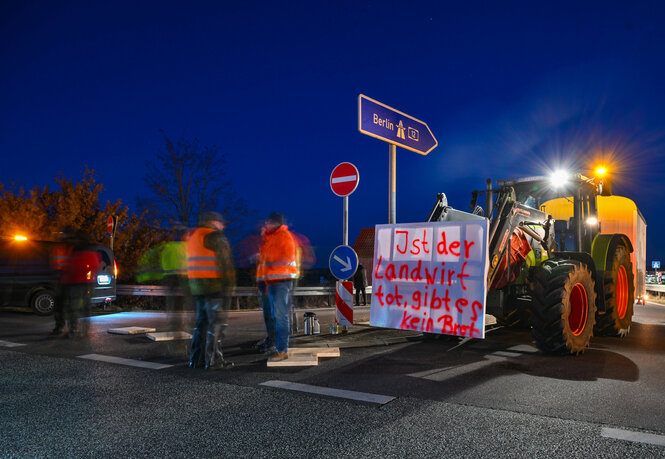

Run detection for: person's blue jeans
[[261, 281, 292, 353], [190, 294, 227, 367]]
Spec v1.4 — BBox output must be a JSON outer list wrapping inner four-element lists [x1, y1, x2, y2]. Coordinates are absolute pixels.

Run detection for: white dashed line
[[601, 427, 665, 447], [77, 353, 172, 370], [260, 380, 395, 405], [0, 340, 26, 348]]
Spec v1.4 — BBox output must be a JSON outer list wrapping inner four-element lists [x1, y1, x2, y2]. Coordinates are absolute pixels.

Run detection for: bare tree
[[142, 132, 252, 232]]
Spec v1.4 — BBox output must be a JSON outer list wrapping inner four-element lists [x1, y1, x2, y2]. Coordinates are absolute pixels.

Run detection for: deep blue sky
[[2, 1, 665, 267]]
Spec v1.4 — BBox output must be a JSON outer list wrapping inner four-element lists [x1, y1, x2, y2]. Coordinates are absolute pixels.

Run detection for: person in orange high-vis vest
[[257, 212, 298, 362], [186, 211, 235, 370]]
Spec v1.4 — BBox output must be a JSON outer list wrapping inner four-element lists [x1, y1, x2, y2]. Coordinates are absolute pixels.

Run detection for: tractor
[[427, 168, 645, 354]]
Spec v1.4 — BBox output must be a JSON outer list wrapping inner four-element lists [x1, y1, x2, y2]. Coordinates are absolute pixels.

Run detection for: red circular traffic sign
[[107, 216, 114, 233], [330, 162, 359, 197]]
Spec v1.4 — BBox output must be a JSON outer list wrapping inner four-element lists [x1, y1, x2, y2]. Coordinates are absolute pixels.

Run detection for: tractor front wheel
[[529, 260, 597, 355], [595, 245, 635, 337]]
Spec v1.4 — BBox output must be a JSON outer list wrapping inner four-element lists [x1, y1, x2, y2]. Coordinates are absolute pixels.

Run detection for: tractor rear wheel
[[529, 260, 597, 354], [594, 245, 634, 337]]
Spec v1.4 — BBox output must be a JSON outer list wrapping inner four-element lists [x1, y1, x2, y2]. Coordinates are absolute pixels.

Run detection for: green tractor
[[427, 169, 644, 354]]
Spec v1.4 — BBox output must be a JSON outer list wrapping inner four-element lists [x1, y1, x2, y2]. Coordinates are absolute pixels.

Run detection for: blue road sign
[[358, 94, 438, 155], [653, 261, 661, 269], [329, 245, 359, 280]]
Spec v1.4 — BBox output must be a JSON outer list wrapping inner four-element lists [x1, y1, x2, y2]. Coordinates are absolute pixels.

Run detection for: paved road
[[1, 302, 665, 456]]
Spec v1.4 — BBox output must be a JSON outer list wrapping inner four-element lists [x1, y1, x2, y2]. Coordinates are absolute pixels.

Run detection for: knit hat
[[266, 212, 284, 225], [200, 211, 225, 225]]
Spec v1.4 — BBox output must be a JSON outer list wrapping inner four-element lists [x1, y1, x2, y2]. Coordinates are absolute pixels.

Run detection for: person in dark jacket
[[186, 211, 236, 370], [353, 263, 368, 306], [58, 230, 101, 338]]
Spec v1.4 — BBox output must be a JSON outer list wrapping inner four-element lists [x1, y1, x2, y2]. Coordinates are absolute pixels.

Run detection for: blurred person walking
[[353, 263, 368, 306], [57, 230, 101, 338], [186, 212, 235, 370], [256, 212, 299, 362], [136, 230, 189, 357], [50, 229, 73, 335]]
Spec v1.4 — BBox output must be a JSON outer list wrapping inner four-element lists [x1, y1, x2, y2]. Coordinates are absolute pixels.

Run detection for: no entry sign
[[330, 162, 359, 197]]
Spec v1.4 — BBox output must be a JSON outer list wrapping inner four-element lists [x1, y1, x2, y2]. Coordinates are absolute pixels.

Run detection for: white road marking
[[506, 344, 539, 353], [77, 353, 172, 370], [331, 174, 357, 184], [601, 427, 665, 447], [260, 380, 395, 405], [0, 340, 26, 348], [491, 350, 523, 358]]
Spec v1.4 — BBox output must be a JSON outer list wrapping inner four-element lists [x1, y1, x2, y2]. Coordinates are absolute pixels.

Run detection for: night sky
[[2, 1, 665, 267]]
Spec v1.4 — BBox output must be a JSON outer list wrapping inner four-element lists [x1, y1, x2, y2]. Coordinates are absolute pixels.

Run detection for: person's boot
[[205, 333, 233, 370]]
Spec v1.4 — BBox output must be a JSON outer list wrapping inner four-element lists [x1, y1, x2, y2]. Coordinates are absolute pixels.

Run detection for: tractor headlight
[[550, 170, 570, 188]]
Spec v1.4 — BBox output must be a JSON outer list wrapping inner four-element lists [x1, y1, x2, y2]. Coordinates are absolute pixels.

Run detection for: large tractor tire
[[529, 260, 597, 355], [594, 245, 634, 337]]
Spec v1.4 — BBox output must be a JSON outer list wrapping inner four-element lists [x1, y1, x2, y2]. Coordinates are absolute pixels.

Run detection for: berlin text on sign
[[358, 94, 437, 155], [369, 220, 489, 338]]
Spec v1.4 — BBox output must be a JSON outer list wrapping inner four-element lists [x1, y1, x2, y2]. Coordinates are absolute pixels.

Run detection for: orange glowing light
[[594, 166, 608, 176], [14, 235, 28, 241]]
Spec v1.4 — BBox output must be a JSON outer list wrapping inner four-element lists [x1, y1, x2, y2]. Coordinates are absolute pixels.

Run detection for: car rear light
[[114, 259, 118, 278]]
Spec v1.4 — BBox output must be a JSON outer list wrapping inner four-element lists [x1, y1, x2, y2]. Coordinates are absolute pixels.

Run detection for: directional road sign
[[329, 245, 359, 280], [358, 94, 437, 155], [653, 261, 661, 269], [330, 162, 359, 197]]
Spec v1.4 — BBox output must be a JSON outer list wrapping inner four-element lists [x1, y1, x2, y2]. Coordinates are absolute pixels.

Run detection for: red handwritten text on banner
[[369, 220, 489, 338]]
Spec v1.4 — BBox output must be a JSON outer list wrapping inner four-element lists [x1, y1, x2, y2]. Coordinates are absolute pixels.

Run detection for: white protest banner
[[369, 220, 489, 338]]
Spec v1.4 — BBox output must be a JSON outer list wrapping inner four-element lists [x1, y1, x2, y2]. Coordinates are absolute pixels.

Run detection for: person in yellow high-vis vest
[[256, 212, 298, 362], [186, 212, 235, 370]]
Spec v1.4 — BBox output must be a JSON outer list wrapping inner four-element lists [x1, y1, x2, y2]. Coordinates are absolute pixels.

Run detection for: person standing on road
[[186, 212, 236, 370], [58, 230, 101, 338], [257, 212, 299, 362], [50, 229, 74, 335], [353, 263, 368, 306]]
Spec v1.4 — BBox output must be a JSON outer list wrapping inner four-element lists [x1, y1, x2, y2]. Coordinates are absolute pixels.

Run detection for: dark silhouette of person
[[57, 230, 101, 338], [353, 263, 368, 306]]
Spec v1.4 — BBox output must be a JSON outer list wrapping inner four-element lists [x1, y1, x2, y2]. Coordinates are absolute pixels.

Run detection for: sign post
[[107, 215, 118, 250], [358, 94, 437, 223], [330, 162, 359, 245]]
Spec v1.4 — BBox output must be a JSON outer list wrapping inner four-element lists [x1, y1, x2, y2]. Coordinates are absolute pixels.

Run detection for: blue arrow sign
[[358, 94, 438, 155], [653, 261, 661, 269], [329, 245, 359, 280]]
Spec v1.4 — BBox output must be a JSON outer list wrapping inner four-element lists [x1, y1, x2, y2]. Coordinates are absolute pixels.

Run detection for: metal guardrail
[[117, 284, 373, 297], [116, 284, 375, 310], [646, 284, 665, 293], [117, 285, 336, 297]]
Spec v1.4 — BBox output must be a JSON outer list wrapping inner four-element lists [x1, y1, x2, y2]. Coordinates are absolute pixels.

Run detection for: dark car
[[0, 237, 116, 315]]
